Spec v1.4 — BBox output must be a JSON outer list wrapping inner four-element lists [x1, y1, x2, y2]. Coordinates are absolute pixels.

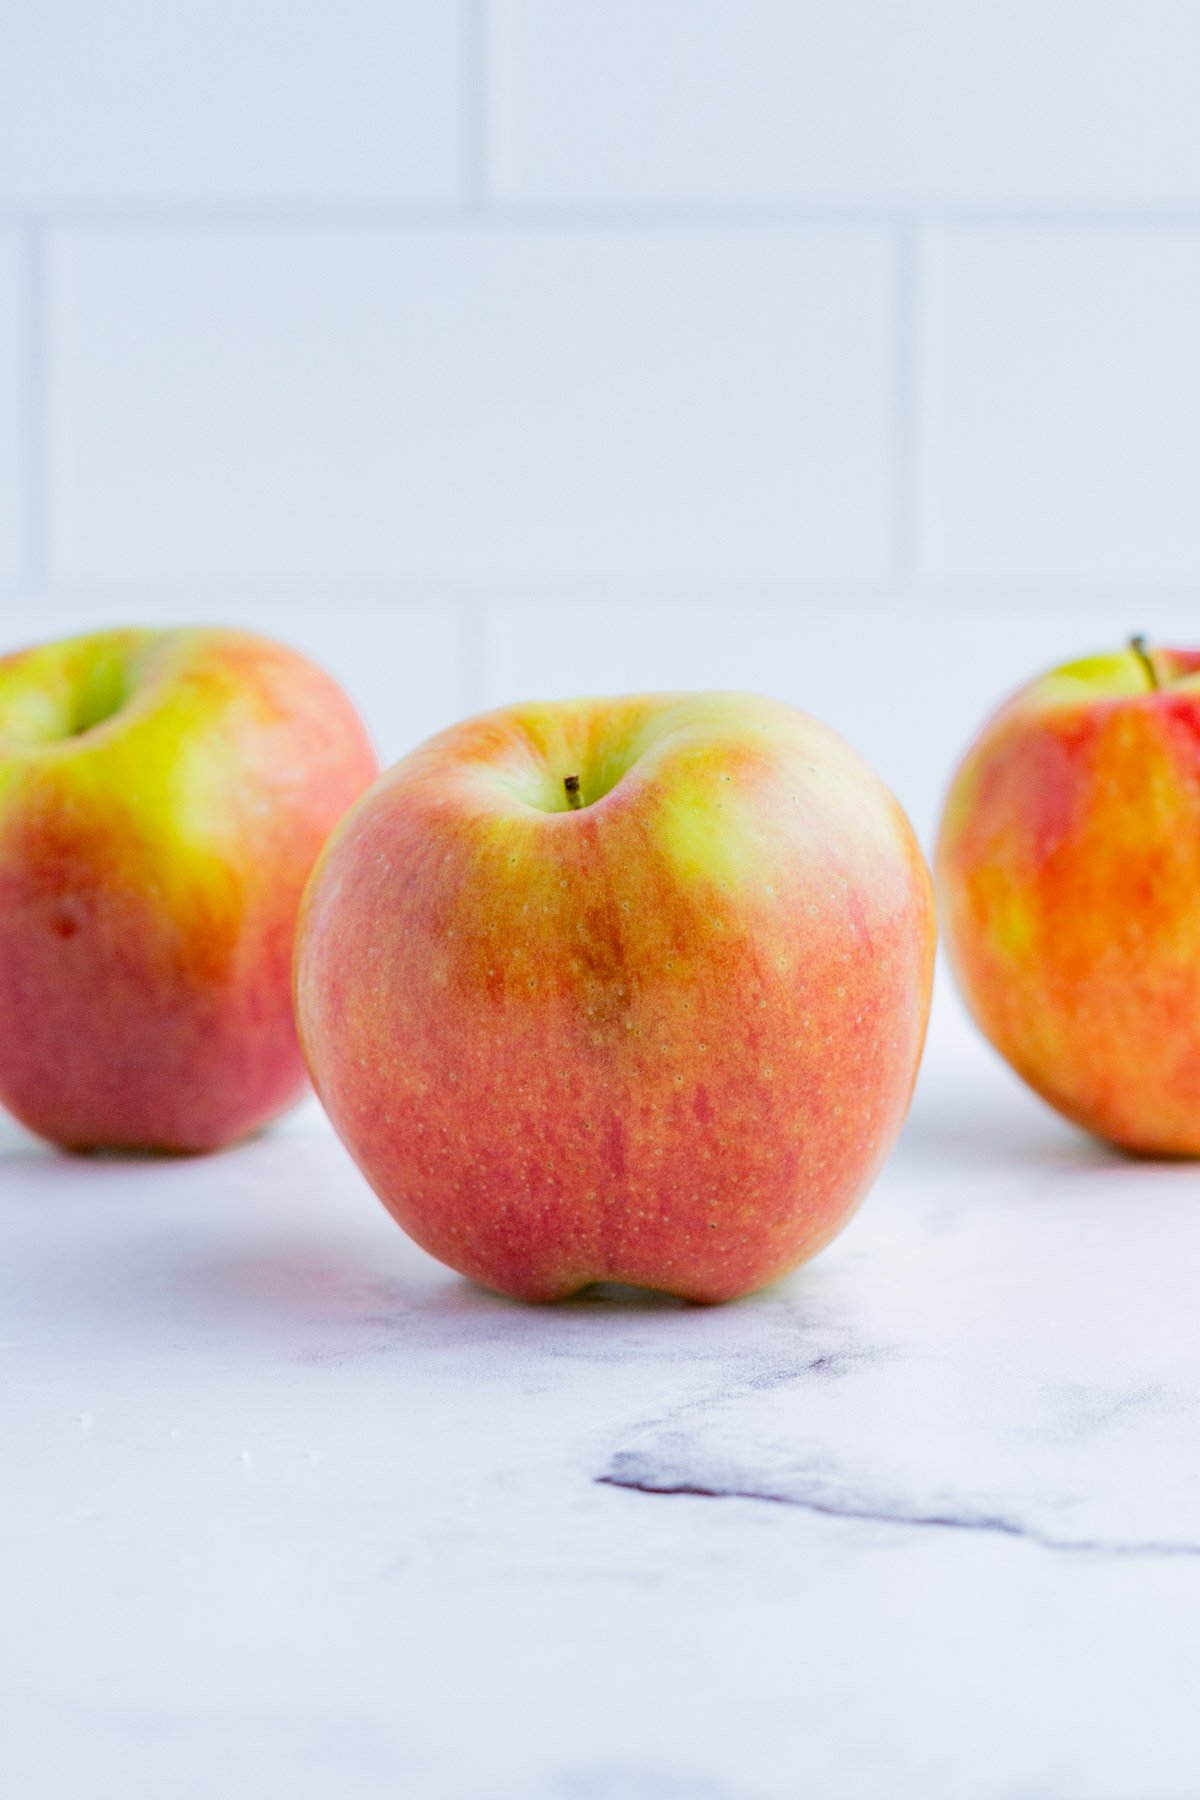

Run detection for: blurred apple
[[296, 692, 934, 1302], [0, 627, 378, 1151], [938, 637, 1200, 1153]]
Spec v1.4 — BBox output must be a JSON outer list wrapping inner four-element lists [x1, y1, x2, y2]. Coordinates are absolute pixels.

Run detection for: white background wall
[[4, 1, 1200, 848]]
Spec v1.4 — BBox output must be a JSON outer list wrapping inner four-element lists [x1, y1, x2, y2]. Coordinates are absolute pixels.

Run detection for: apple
[[296, 692, 935, 1302], [0, 626, 378, 1152], [938, 637, 1200, 1154]]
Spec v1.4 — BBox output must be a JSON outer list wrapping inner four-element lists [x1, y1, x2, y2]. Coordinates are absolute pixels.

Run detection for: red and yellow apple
[[938, 638, 1200, 1154], [0, 627, 378, 1152], [296, 692, 935, 1302]]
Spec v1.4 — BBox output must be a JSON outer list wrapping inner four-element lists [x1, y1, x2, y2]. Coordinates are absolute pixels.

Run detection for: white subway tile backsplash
[[919, 230, 1200, 583], [5, 0, 1198, 680], [492, 2, 1200, 209], [48, 226, 895, 586], [0, 233, 22, 585], [0, 2, 467, 207]]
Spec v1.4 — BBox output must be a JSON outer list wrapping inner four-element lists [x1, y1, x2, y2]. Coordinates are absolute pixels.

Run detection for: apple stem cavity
[[564, 774, 584, 810], [1129, 635, 1161, 692]]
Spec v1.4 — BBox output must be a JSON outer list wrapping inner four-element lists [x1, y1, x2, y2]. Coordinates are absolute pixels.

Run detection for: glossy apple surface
[[296, 693, 935, 1302], [0, 627, 378, 1151], [938, 641, 1200, 1154]]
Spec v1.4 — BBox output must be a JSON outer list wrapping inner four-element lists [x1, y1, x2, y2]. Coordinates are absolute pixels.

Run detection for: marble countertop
[[4, 992, 1199, 1800]]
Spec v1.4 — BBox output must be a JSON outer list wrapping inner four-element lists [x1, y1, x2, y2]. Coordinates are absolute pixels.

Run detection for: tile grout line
[[891, 222, 918, 591], [450, 0, 487, 711], [19, 222, 48, 599], [20, 578, 1200, 607], [914, 229, 944, 585], [459, 595, 488, 715], [8, 205, 1200, 231], [462, 0, 491, 216]]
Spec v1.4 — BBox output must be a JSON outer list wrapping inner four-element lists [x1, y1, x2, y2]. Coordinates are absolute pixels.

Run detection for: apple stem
[[564, 774, 583, 810], [1129, 635, 1160, 691]]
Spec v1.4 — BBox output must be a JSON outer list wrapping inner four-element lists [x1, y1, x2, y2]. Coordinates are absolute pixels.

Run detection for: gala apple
[[938, 637, 1200, 1154], [0, 626, 378, 1152], [296, 692, 935, 1302]]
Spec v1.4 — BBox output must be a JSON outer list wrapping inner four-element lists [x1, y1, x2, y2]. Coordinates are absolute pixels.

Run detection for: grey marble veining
[[599, 1135, 1200, 1556]]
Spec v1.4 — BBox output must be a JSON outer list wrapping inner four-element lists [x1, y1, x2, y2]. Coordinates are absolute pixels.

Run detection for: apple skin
[[296, 693, 935, 1302], [0, 627, 379, 1152], [938, 643, 1200, 1155]]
